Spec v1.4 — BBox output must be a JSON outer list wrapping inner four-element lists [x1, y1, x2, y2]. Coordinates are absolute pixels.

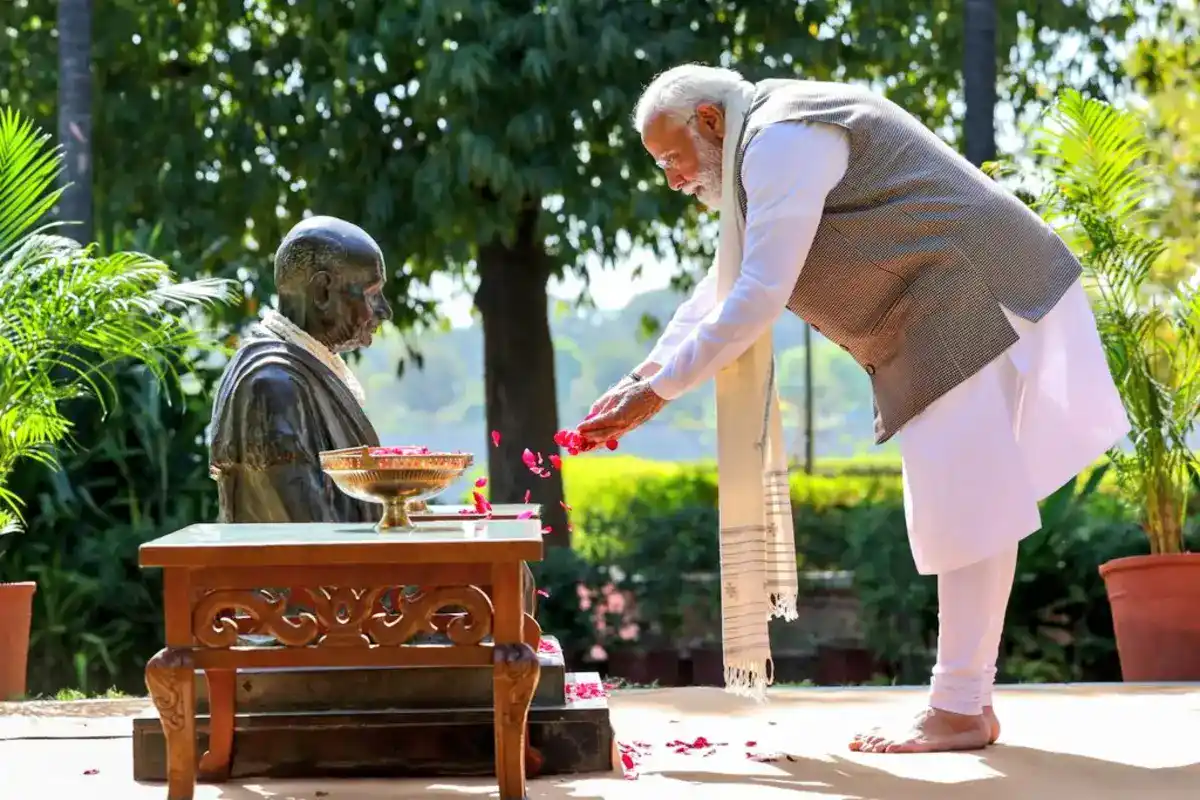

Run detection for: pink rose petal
[[523, 489, 531, 503], [517, 510, 534, 520], [369, 445, 431, 455], [549, 454, 562, 470], [474, 477, 487, 488], [491, 430, 501, 447]]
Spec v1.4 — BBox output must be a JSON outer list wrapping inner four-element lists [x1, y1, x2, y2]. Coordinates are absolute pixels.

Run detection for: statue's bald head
[[273, 215, 393, 353]]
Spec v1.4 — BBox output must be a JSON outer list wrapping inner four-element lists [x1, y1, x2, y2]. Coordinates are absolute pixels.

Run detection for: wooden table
[[138, 518, 544, 800]]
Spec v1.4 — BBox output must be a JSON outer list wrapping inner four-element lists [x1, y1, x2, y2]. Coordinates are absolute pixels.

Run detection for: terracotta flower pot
[[1099, 553, 1200, 681], [0, 582, 36, 700]]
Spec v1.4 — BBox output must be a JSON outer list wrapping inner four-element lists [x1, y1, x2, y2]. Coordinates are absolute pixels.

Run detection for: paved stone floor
[[2, 683, 1197, 799]]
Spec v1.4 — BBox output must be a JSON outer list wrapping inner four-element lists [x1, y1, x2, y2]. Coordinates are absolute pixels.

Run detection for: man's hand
[[587, 376, 638, 419], [586, 363, 661, 419], [577, 381, 667, 443]]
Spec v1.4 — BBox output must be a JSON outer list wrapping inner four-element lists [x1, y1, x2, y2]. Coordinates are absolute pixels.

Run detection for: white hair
[[632, 63, 746, 133]]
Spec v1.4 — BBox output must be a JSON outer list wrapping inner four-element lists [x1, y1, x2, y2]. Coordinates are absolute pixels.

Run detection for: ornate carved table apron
[[139, 519, 544, 800]]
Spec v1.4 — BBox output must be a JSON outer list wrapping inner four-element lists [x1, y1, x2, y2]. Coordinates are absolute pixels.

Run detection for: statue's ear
[[310, 270, 334, 310]]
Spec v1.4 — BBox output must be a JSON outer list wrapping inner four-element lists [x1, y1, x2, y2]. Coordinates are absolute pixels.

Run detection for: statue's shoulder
[[218, 339, 314, 405]]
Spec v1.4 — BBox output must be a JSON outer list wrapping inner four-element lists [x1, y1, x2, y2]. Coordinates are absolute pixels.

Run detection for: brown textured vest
[[734, 79, 1081, 443]]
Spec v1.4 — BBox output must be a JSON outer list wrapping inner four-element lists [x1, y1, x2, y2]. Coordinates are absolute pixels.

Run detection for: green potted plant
[[1032, 91, 1200, 680], [0, 108, 231, 699]]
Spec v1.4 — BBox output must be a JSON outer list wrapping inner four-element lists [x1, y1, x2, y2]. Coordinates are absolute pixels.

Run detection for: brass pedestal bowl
[[319, 446, 475, 532]]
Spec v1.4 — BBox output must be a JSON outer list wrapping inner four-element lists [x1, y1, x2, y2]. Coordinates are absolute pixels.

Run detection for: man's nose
[[666, 168, 688, 191]]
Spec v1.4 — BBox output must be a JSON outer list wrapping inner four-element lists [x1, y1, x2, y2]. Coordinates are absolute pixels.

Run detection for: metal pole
[[804, 322, 814, 474]]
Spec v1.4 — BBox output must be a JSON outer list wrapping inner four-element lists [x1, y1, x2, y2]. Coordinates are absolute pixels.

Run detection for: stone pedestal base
[[133, 672, 614, 781]]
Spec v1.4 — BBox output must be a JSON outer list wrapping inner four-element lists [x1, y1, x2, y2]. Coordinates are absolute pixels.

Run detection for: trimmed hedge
[[530, 456, 1194, 685]]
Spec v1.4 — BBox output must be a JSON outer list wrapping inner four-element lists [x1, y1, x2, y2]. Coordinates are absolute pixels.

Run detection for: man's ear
[[309, 270, 334, 310], [696, 102, 725, 141]]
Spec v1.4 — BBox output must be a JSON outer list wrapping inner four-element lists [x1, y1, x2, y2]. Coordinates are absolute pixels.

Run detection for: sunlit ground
[[3, 684, 1197, 799]]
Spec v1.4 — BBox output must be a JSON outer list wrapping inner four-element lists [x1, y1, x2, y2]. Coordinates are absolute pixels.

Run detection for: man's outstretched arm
[[647, 121, 850, 400]]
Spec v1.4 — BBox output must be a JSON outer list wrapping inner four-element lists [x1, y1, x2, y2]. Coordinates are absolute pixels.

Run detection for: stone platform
[[134, 637, 613, 782], [134, 673, 611, 780], [193, 638, 567, 712]]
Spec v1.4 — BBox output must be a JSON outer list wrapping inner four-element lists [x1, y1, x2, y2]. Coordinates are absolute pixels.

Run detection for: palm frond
[[1036, 90, 1200, 554], [0, 106, 237, 534], [0, 108, 65, 255]]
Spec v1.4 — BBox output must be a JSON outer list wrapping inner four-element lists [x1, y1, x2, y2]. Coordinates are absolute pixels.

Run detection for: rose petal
[[548, 454, 562, 470], [491, 430, 501, 447], [474, 477, 487, 488], [536, 589, 549, 598], [521, 448, 537, 468], [606, 439, 619, 451], [541, 525, 552, 534], [523, 489, 531, 503], [369, 446, 431, 455], [517, 510, 534, 520]]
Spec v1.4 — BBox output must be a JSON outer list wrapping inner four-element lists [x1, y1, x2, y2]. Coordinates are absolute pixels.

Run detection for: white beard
[[689, 131, 724, 209]]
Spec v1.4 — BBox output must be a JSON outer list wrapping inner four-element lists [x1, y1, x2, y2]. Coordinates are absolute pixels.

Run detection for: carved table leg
[[494, 643, 540, 800], [145, 648, 196, 800], [198, 669, 235, 782]]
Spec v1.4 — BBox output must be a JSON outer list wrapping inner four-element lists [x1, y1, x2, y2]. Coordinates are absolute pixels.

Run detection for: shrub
[[558, 454, 1197, 684]]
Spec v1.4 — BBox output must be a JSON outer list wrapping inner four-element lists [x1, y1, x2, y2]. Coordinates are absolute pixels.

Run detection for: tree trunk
[[57, 0, 93, 245], [475, 206, 570, 548], [963, 0, 998, 167]]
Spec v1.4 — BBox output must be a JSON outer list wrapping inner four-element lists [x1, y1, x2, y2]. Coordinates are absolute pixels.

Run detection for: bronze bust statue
[[209, 216, 391, 523], [208, 215, 537, 613]]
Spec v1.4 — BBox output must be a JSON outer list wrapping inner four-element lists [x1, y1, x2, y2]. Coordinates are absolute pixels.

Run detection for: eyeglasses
[[652, 112, 699, 171]]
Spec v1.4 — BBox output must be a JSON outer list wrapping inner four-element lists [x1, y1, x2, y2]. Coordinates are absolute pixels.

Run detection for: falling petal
[[523, 489, 531, 503], [474, 477, 488, 488], [491, 430, 501, 447], [548, 454, 562, 470], [517, 511, 535, 519], [536, 589, 550, 598], [606, 439, 619, 451]]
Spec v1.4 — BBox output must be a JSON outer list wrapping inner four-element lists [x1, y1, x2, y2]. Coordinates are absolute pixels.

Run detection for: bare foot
[[983, 704, 1000, 744], [848, 707, 992, 753]]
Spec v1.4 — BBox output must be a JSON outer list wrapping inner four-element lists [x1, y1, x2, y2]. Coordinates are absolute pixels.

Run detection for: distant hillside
[[352, 287, 887, 463]]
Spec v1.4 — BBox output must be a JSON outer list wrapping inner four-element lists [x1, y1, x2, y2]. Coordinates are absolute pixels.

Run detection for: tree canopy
[[0, 0, 1159, 543]]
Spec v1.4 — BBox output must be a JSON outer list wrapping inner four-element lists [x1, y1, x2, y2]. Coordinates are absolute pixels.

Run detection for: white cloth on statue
[[646, 122, 850, 396], [257, 309, 368, 408], [897, 278, 1130, 576]]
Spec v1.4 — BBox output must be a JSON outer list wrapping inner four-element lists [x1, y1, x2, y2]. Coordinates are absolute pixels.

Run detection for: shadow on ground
[[650, 744, 1200, 800]]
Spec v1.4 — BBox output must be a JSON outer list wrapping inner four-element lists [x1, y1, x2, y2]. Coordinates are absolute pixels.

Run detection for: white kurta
[[644, 121, 1130, 576]]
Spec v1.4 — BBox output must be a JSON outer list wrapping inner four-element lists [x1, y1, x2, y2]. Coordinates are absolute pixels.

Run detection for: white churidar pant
[[897, 279, 1130, 715]]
